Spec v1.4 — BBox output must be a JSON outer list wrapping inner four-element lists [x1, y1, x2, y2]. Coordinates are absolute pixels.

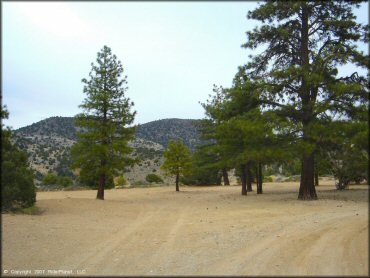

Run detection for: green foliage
[[42, 173, 58, 185], [263, 176, 273, 183], [71, 46, 136, 196], [161, 140, 192, 179], [115, 175, 128, 187], [181, 145, 222, 185], [281, 160, 302, 177], [241, 1, 368, 198], [77, 169, 115, 189], [322, 119, 369, 187], [200, 77, 289, 193], [14, 205, 43, 215], [1, 106, 36, 211], [145, 174, 164, 184], [42, 173, 73, 187], [58, 176, 73, 187]]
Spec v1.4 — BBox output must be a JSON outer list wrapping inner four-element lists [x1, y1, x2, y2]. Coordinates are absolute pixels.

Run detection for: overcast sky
[[2, 2, 368, 129]]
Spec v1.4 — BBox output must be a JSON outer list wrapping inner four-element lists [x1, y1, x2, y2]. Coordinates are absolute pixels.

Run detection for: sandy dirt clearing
[[2, 181, 368, 276]]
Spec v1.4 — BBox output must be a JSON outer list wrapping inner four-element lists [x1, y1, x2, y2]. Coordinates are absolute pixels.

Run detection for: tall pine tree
[[242, 1, 368, 199], [71, 46, 136, 200]]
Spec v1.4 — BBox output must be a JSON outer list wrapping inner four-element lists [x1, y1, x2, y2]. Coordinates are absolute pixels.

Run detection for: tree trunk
[[257, 162, 263, 194], [175, 173, 180, 192], [222, 168, 230, 185], [298, 152, 317, 200], [97, 55, 108, 201], [247, 163, 252, 192], [314, 166, 319, 187], [241, 164, 247, 195], [297, 4, 317, 200], [97, 172, 105, 200]]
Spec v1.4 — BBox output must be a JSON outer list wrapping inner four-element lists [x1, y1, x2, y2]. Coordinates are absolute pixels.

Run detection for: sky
[[2, 1, 368, 129]]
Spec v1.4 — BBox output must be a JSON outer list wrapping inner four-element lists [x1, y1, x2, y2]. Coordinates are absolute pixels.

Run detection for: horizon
[[14, 115, 202, 130]]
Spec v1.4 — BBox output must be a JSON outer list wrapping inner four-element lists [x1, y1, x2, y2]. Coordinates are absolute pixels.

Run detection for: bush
[[264, 176, 273, 182], [58, 176, 73, 187], [42, 173, 73, 188], [42, 173, 58, 185], [115, 175, 128, 187], [145, 174, 164, 183]]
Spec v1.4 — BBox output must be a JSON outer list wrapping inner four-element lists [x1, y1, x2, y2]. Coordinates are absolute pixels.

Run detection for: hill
[[136, 118, 202, 150], [12, 116, 202, 186], [16, 117, 201, 149]]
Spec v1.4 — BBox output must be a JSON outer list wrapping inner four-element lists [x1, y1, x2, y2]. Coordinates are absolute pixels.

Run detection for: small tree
[[161, 140, 192, 191], [1, 106, 36, 211], [71, 45, 136, 200]]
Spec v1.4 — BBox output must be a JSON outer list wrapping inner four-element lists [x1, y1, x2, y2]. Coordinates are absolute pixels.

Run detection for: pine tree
[[71, 46, 136, 200], [161, 140, 192, 191], [181, 145, 222, 186], [199, 85, 238, 187], [242, 1, 368, 200], [201, 74, 286, 195], [1, 105, 36, 211]]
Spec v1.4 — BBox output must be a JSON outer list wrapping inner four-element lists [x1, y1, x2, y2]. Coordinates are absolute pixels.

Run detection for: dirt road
[[2, 182, 368, 276]]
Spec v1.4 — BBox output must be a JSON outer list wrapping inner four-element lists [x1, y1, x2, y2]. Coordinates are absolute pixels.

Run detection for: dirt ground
[[2, 181, 369, 276]]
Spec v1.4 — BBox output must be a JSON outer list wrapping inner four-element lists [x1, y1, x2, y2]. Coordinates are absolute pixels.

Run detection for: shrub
[[145, 174, 164, 183], [115, 175, 128, 187], [264, 176, 273, 182], [58, 176, 73, 187], [42, 173, 73, 188], [42, 173, 58, 186]]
